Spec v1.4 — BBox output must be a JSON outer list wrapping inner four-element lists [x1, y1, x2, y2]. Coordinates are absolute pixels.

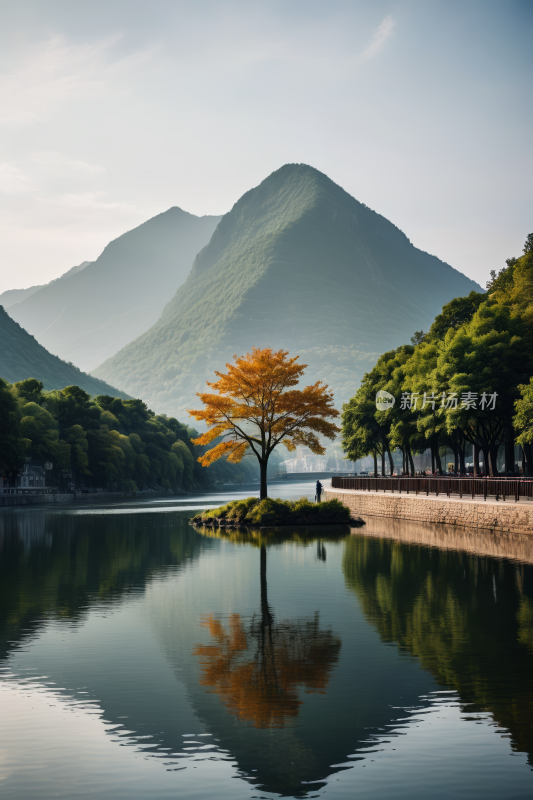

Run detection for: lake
[[1, 480, 533, 799]]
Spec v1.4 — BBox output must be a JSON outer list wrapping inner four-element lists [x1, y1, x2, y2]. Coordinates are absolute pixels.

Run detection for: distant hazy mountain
[[8, 209, 221, 371], [0, 306, 128, 397], [93, 164, 483, 417], [0, 261, 91, 309]]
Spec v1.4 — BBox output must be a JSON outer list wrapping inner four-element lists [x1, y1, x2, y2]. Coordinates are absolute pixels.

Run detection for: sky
[[0, 0, 532, 291]]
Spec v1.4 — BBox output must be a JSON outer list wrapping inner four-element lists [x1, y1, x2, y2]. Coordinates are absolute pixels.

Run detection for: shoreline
[[326, 487, 533, 535]]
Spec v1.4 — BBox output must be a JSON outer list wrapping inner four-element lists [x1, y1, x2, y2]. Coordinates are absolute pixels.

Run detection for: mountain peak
[[93, 165, 482, 418], [7, 208, 222, 372]]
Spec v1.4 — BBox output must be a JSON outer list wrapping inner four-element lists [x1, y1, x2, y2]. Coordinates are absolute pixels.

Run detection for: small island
[[191, 496, 365, 529]]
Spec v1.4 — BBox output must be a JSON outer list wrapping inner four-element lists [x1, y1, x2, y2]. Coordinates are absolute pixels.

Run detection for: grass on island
[[191, 496, 355, 528]]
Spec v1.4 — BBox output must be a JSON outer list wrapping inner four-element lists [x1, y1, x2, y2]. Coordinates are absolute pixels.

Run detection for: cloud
[[0, 164, 36, 195], [29, 152, 106, 176], [358, 14, 395, 61], [0, 35, 154, 127], [0, 150, 150, 289], [0, 153, 141, 226], [0, 153, 106, 202]]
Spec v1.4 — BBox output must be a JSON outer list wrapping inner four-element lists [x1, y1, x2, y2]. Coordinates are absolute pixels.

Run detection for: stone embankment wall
[[325, 488, 533, 536]]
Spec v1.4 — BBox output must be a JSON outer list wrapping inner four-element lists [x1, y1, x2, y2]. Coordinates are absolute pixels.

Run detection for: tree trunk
[[473, 443, 479, 477], [481, 447, 490, 476], [522, 443, 533, 476], [260, 459, 268, 500], [373, 451, 378, 477], [451, 444, 459, 475], [407, 446, 415, 477], [505, 423, 515, 474], [431, 446, 435, 475], [489, 445, 499, 477], [381, 449, 385, 477], [458, 441, 466, 475], [435, 448, 443, 475], [387, 448, 394, 475]]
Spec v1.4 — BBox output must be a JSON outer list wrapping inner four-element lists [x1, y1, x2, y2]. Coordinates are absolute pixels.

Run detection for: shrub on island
[[191, 496, 364, 528]]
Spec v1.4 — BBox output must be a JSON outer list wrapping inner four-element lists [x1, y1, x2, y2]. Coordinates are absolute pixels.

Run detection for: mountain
[[92, 164, 483, 417], [0, 305, 128, 398], [0, 261, 91, 309], [7, 209, 221, 371]]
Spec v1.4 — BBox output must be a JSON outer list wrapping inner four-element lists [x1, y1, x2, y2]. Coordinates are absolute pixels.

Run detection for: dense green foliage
[[7, 208, 221, 372], [192, 496, 352, 527], [514, 378, 533, 448], [342, 235, 533, 476], [0, 305, 128, 397], [425, 290, 486, 341], [93, 164, 480, 418], [0, 379, 264, 491]]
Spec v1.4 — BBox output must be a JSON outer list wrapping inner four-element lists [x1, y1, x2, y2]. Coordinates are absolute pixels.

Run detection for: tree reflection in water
[[194, 530, 342, 728], [342, 533, 533, 765]]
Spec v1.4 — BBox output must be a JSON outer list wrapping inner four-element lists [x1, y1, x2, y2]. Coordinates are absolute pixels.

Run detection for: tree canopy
[[188, 347, 339, 498]]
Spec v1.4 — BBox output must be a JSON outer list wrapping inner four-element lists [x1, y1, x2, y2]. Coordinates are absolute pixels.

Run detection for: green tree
[[13, 378, 45, 406], [87, 427, 126, 488], [45, 385, 98, 432], [513, 378, 533, 473], [342, 349, 400, 475], [65, 425, 90, 484], [19, 403, 60, 463], [403, 339, 448, 473], [440, 303, 533, 475], [426, 291, 485, 341], [0, 378, 25, 480]]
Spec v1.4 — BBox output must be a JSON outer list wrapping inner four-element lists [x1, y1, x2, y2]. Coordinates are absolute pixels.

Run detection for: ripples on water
[[1, 482, 533, 799]]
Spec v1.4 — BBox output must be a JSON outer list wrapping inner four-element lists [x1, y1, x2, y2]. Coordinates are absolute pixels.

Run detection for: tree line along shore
[[0, 379, 273, 492], [342, 234, 533, 478]]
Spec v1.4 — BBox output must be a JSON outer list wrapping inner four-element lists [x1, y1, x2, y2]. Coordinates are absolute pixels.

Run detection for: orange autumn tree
[[188, 347, 340, 499]]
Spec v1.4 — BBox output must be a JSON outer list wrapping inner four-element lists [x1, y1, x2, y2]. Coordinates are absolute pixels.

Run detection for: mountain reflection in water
[[1, 500, 533, 799]]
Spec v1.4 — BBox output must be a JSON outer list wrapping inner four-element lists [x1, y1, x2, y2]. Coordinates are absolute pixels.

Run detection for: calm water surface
[[1, 480, 533, 799]]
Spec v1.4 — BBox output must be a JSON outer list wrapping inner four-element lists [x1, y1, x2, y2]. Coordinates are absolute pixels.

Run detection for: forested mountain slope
[[0, 261, 91, 309], [0, 306, 128, 398], [8, 209, 221, 371], [93, 164, 482, 417]]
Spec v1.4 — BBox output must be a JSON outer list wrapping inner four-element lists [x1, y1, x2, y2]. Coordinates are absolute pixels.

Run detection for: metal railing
[[331, 475, 533, 502]]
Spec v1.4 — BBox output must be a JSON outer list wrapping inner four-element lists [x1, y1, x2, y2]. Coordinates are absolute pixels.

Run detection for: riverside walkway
[[327, 477, 533, 535], [331, 476, 533, 503]]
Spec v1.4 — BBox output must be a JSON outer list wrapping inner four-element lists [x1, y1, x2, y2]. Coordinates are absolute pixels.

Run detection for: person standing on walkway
[[315, 479, 323, 503]]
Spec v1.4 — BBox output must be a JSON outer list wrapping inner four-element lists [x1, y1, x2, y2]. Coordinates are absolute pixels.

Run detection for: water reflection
[[0, 508, 204, 661], [194, 543, 341, 728], [1, 503, 533, 799], [343, 530, 533, 767]]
